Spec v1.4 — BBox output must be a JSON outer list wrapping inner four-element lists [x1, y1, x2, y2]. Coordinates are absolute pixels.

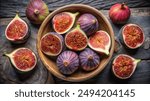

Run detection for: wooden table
[[0, 0, 150, 84]]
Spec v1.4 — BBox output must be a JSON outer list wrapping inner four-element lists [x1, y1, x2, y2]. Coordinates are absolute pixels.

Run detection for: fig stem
[[135, 59, 141, 64], [34, 9, 40, 15], [92, 19, 96, 24], [88, 55, 93, 60], [104, 50, 109, 55], [3, 53, 10, 57], [63, 61, 69, 67], [15, 11, 20, 19], [74, 12, 79, 16], [76, 24, 81, 29], [121, 3, 125, 9]]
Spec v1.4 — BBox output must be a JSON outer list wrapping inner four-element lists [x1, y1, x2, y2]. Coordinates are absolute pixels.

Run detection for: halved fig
[[4, 48, 37, 73], [40, 32, 64, 56], [65, 25, 88, 51], [52, 12, 79, 34], [77, 13, 99, 36], [5, 12, 30, 44], [112, 54, 140, 79], [88, 30, 111, 55], [122, 24, 145, 49]]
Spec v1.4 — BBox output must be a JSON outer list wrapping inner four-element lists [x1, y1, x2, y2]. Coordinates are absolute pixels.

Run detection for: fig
[[79, 48, 100, 71], [5, 12, 30, 44], [65, 25, 88, 51], [88, 30, 111, 55], [52, 12, 79, 34], [77, 13, 99, 36], [40, 32, 64, 56], [56, 51, 79, 75], [109, 3, 131, 24], [26, 0, 49, 24], [4, 48, 37, 73], [122, 24, 145, 49], [112, 54, 140, 79]]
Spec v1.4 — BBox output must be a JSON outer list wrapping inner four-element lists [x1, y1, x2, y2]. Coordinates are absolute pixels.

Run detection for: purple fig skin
[[26, 0, 49, 24], [79, 48, 100, 71], [77, 13, 99, 36], [56, 51, 79, 75]]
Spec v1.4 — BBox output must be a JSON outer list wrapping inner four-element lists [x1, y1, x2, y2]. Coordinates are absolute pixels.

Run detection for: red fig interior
[[13, 48, 36, 70], [65, 30, 87, 50], [122, 24, 144, 48], [113, 55, 135, 79], [41, 34, 62, 55], [53, 12, 73, 34], [6, 20, 28, 40]]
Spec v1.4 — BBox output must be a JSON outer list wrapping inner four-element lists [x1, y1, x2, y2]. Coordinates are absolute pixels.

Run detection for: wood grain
[[0, 5, 150, 83], [0, 0, 150, 18]]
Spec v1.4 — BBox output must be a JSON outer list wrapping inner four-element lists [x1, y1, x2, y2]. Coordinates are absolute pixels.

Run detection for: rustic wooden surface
[[0, 0, 150, 84], [0, 0, 150, 18]]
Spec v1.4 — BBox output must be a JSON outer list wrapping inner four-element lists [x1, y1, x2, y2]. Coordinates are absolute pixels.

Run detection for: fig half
[[40, 32, 64, 56], [4, 48, 37, 73], [88, 30, 111, 55], [65, 25, 88, 51], [52, 12, 79, 34], [122, 24, 145, 49], [5, 12, 30, 44], [112, 54, 140, 79]]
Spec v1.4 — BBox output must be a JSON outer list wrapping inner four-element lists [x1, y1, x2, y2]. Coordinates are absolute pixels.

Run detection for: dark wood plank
[[0, 0, 150, 18]]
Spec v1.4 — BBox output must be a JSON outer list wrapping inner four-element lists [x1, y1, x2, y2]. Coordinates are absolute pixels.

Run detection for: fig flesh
[[5, 13, 30, 44], [65, 25, 88, 51], [79, 48, 100, 71], [4, 48, 37, 73], [88, 30, 111, 55], [122, 24, 145, 49], [77, 13, 99, 36], [56, 51, 79, 75], [53, 12, 79, 34], [40, 32, 64, 56], [112, 54, 140, 79]]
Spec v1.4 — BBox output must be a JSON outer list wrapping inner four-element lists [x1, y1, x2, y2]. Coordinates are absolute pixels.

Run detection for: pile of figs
[[111, 23, 145, 79], [4, 0, 50, 74], [109, 3, 145, 79], [40, 12, 112, 75]]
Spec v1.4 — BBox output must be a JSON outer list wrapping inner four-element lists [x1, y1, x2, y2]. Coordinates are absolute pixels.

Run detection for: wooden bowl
[[37, 4, 115, 82]]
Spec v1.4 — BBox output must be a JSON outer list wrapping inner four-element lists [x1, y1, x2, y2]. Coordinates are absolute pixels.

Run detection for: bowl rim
[[37, 4, 115, 82]]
